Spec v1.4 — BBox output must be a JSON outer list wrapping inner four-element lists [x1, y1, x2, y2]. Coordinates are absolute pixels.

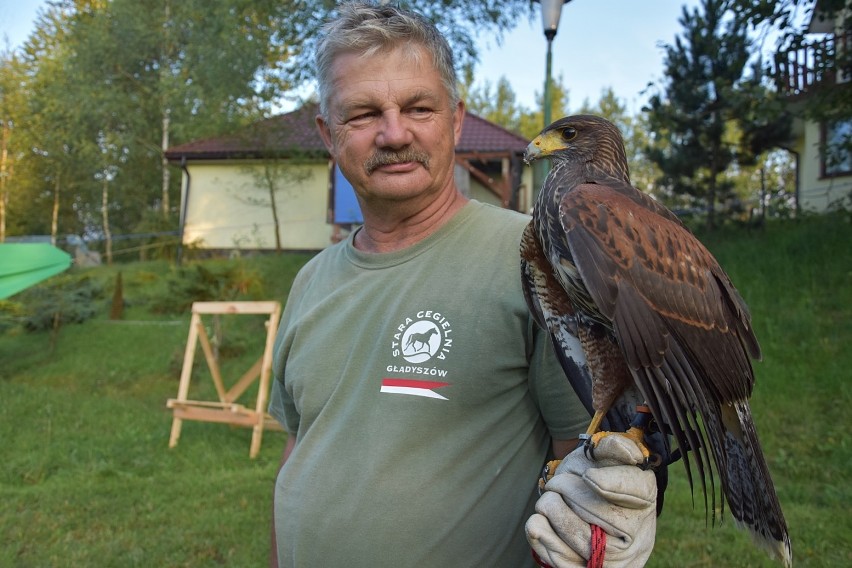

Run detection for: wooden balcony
[[774, 32, 851, 98]]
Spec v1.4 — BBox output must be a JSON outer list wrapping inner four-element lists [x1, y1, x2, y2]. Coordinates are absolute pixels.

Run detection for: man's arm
[[271, 435, 296, 568], [552, 438, 578, 459]]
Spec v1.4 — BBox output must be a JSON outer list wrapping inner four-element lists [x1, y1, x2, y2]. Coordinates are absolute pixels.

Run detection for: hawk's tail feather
[[709, 401, 793, 567], [636, 359, 717, 522]]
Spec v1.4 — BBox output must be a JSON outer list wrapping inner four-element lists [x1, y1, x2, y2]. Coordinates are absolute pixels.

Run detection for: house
[[773, 0, 852, 212], [164, 103, 533, 251]]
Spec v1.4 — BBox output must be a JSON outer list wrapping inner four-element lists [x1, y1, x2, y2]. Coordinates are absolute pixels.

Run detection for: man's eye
[[409, 107, 433, 117], [348, 111, 377, 124]]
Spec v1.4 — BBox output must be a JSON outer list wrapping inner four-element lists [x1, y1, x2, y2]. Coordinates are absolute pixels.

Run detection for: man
[[269, 3, 656, 566]]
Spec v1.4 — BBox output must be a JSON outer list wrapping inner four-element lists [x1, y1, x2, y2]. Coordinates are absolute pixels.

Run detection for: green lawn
[[1, 216, 850, 566]]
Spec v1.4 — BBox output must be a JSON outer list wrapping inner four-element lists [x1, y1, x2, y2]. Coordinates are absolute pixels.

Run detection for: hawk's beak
[[525, 132, 562, 164], [524, 139, 543, 165]]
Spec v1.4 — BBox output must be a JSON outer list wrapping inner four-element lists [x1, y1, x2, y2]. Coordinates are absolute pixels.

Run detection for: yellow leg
[[585, 410, 607, 437]]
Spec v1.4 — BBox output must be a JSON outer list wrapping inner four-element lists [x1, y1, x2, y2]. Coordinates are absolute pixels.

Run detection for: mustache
[[364, 149, 430, 174]]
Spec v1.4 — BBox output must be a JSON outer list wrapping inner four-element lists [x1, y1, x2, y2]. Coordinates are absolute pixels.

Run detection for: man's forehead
[[328, 49, 446, 109]]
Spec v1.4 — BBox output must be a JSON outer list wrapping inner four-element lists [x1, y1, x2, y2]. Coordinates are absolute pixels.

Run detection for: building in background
[[773, 0, 852, 212], [165, 103, 533, 252]]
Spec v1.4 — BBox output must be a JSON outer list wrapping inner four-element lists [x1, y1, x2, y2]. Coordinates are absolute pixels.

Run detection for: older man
[[269, 3, 656, 567]]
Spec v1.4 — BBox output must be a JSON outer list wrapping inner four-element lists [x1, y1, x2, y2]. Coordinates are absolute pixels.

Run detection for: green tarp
[[0, 243, 73, 300]]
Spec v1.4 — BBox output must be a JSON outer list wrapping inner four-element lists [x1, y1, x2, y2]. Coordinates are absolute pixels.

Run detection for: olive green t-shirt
[[269, 200, 588, 567]]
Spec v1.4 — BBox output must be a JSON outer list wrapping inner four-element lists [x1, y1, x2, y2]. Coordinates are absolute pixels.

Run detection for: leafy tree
[[16, 2, 93, 243], [517, 73, 571, 140], [645, 0, 791, 228], [0, 50, 28, 242], [5, 0, 544, 252], [461, 75, 525, 134]]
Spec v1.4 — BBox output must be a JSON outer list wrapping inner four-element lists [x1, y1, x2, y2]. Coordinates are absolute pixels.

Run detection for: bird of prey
[[521, 114, 791, 566]]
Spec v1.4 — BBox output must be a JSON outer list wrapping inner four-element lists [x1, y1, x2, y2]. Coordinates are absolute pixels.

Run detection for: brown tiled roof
[[456, 112, 528, 153], [165, 103, 529, 162]]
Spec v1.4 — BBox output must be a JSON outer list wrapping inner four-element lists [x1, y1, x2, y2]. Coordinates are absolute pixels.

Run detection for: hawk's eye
[[560, 127, 577, 141]]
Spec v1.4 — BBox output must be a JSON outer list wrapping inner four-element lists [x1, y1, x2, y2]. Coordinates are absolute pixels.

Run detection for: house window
[[822, 119, 852, 177]]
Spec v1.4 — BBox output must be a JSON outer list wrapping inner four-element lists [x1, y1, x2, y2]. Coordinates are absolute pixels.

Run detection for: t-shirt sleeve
[[267, 265, 314, 438], [268, 376, 299, 436], [527, 318, 590, 441]]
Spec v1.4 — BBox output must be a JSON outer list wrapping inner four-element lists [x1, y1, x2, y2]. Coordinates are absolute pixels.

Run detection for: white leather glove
[[525, 435, 657, 567]]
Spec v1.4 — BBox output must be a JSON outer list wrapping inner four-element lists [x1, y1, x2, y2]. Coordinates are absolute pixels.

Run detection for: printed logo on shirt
[[390, 310, 453, 364], [383, 310, 454, 399]]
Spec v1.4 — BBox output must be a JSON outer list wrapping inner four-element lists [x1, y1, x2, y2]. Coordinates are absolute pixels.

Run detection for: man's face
[[316, 46, 464, 208]]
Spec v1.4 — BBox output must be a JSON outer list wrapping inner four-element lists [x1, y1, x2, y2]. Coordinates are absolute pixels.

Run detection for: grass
[[1, 215, 850, 566]]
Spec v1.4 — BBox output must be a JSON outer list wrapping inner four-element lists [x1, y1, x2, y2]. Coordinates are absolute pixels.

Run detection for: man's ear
[[315, 115, 335, 155], [452, 100, 465, 146]]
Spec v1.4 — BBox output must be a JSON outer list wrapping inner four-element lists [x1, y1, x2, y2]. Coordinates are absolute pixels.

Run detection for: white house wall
[[179, 157, 535, 251], [800, 121, 852, 212], [181, 162, 333, 250]]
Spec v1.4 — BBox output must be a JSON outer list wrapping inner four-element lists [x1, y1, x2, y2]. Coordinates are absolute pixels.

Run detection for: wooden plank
[[171, 405, 261, 427], [250, 302, 282, 458], [168, 402, 283, 431], [191, 301, 280, 315], [168, 311, 202, 448], [225, 357, 263, 403], [196, 321, 227, 401]]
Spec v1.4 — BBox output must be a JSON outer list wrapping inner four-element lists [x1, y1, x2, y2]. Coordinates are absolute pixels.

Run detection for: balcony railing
[[774, 32, 851, 97]]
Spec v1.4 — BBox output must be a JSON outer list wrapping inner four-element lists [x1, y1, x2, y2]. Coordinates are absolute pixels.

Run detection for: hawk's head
[[524, 115, 628, 182]]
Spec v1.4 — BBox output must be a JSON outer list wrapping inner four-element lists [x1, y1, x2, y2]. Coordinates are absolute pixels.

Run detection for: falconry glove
[[526, 435, 657, 567]]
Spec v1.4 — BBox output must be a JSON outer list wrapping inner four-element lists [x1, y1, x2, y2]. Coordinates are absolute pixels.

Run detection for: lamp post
[[532, 0, 571, 200]]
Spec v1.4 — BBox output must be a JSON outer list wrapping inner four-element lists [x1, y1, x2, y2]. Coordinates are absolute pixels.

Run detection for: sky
[[1, 0, 701, 114]]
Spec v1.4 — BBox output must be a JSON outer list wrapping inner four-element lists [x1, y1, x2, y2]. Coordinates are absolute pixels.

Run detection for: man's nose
[[376, 112, 413, 149]]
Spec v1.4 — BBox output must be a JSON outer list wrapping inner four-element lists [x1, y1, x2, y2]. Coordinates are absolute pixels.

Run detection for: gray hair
[[315, 2, 460, 120]]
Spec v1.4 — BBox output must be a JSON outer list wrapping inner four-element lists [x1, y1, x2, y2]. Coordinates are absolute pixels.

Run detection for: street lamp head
[[538, 0, 570, 41]]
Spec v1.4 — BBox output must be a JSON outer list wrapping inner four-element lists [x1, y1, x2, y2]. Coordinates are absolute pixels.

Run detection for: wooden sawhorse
[[167, 301, 282, 458]]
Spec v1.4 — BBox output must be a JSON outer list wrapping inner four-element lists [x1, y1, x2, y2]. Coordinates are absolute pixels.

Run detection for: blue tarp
[[333, 165, 364, 224]]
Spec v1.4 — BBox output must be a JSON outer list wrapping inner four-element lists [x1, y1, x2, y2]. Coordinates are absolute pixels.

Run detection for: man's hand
[[525, 435, 657, 567]]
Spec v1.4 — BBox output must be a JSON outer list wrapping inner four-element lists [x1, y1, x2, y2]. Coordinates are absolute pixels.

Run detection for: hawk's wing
[[552, 180, 762, 513], [558, 182, 760, 399]]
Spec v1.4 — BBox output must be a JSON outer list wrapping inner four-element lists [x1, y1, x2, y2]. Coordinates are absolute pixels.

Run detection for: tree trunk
[[102, 176, 113, 264], [161, 107, 170, 217], [266, 168, 282, 252], [160, 0, 172, 219], [51, 174, 60, 247], [0, 121, 9, 243]]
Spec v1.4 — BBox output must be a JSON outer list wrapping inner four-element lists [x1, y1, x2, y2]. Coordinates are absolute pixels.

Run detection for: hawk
[[521, 115, 792, 566]]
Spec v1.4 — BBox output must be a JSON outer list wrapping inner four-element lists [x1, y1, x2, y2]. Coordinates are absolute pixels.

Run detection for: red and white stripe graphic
[[380, 378, 450, 400]]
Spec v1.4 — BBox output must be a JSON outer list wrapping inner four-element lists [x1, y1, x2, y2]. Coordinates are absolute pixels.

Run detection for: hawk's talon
[[538, 459, 563, 494], [641, 453, 663, 471], [582, 437, 597, 460]]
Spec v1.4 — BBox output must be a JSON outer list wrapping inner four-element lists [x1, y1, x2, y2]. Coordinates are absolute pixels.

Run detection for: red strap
[[588, 524, 607, 568], [530, 548, 553, 567], [530, 524, 607, 568]]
